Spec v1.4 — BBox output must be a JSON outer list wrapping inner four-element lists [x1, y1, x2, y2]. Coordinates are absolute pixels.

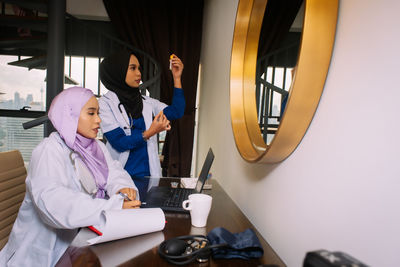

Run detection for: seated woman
[[0, 87, 141, 267], [99, 51, 185, 199]]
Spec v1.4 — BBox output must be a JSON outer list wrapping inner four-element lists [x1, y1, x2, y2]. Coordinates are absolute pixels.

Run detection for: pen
[[119, 192, 133, 201], [88, 226, 102, 236]]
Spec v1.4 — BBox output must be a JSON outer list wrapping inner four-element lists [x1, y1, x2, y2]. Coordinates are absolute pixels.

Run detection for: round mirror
[[230, 0, 338, 163], [256, 1, 304, 145]]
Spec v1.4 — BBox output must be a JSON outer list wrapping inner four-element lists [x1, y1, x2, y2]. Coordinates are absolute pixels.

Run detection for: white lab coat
[[0, 132, 136, 267], [99, 91, 167, 178]]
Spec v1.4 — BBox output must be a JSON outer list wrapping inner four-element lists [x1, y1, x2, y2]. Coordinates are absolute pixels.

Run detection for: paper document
[[90, 231, 164, 267], [85, 208, 165, 245]]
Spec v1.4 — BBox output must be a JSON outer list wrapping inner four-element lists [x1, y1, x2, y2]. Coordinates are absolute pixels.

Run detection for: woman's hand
[[122, 199, 141, 209], [119, 187, 137, 200], [170, 54, 183, 88], [143, 111, 171, 139], [118, 188, 141, 209]]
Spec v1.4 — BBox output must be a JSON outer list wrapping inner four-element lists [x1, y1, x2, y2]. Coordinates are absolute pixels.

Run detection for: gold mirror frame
[[230, 0, 338, 163]]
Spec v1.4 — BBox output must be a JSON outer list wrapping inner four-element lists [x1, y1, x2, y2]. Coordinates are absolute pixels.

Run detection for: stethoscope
[[118, 103, 134, 129], [69, 151, 98, 197]]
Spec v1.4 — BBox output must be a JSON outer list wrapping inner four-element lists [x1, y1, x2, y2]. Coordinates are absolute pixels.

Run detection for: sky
[[0, 55, 107, 107], [0, 55, 46, 102]]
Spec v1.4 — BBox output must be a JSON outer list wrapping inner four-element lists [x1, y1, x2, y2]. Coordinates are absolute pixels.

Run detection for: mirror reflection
[[255, 0, 304, 144], [230, 0, 338, 163]]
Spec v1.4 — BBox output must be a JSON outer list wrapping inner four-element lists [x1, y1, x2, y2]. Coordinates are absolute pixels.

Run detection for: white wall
[[197, 0, 400, 266]]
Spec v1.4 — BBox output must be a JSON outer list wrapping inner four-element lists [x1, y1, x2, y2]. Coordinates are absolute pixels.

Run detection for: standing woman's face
[[77, 96, 101, 139], [125, 55, 142, 88]]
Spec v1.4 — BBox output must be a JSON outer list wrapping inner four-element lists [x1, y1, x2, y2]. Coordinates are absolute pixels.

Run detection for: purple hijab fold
[[48, 87, 109, 198]]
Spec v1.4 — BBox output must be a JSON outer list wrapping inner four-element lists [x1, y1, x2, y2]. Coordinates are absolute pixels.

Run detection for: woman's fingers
[[159, 114, 166, 123], [120, 191, 137, 209], [171, 56, 184, 69], [118, 187, 137, 201], [122, 200, 142, 209], [161, 116, 170, 130], [151, 112, 171, 132], [155, 112, 163, 122], [127, 188, 136, 200]]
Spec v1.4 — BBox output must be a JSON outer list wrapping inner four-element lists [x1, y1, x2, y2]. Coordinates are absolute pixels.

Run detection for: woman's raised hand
[[170, 54, 184, 78], [170, 54, 183, 88]]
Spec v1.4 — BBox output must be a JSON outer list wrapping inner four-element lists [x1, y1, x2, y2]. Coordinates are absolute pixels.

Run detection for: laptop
[[141, 148, 214, 212]]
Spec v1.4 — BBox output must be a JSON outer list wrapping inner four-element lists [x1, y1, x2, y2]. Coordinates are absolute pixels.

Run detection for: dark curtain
[[257, 0, 303, 59], [103, 0, 204, 177]]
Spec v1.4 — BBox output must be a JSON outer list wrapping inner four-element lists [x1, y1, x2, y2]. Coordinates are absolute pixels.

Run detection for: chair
[[0, 150, 27, 250]]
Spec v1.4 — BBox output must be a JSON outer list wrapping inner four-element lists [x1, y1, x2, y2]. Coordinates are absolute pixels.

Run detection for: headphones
[[158, 235, 228, 265]]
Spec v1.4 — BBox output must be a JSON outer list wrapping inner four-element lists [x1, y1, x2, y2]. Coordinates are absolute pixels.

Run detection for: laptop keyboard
[[163, 188, 192, 207]]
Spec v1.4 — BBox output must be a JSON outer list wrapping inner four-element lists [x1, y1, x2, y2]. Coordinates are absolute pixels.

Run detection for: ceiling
[[67, 0, 109, 21]]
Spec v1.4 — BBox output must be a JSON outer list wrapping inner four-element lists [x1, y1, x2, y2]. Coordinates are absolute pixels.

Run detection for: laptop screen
[[194, 148, 214, 193]]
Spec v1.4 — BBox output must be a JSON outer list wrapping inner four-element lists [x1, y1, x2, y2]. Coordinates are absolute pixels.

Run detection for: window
[[0, 117, 43, 162], [0, 54, 164, 162], [0, 55, 47, 162], [65, 55, 108, 96], [0, 55, 46, 111]]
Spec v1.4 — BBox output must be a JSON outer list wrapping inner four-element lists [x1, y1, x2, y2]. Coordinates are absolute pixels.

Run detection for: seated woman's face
[[77, 96, 101, 139], [125, 55, 142, 88]]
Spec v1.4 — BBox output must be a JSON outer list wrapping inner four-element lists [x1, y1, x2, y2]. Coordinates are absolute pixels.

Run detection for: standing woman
[[99, 51, 185, 199], [0, 87, 140, 267]]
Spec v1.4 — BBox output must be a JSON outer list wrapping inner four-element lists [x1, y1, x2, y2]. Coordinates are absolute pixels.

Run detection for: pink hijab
[[48, 87, 109, 198]]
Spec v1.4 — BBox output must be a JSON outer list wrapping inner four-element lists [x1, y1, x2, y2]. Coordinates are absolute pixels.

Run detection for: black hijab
[[99, 50, 143, 119]]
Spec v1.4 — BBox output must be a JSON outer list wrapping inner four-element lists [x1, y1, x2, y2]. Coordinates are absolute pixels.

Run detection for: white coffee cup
[[182, 193, 212, 227]]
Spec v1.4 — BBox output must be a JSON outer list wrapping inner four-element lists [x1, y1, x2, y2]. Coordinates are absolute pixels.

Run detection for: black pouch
[[303, 249, 369, 267], [207, 227, 264, 259]]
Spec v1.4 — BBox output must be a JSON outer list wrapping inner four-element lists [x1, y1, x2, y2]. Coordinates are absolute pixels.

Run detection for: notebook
[[141, 148, 214, 213]]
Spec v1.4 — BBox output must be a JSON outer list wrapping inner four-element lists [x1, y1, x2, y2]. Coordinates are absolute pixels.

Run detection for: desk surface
[[61, 179, 286, 267]]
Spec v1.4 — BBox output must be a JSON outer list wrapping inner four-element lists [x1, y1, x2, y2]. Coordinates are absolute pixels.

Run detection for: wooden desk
[[59, 179, 286, 267]]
